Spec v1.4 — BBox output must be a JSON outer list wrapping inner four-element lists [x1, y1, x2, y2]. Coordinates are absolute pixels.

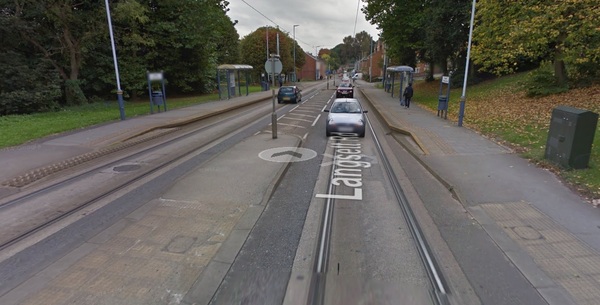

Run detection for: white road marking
[[312, 114, 321, 126], [277, 123, 306, 129]]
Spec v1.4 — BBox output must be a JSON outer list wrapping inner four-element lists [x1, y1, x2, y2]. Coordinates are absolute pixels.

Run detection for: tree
[[4, 0, 105, 105], [363, 0, 473, 80], [355, 31, 374, 60], [363, 0, 423, 68], [0, 10, 61, 115], [472, 0, 600, 86], [80, 0, 154, 100], [422, 0, 471, 74], [292, 40, 306, 77], [322, 52, 342, 72], [239, 27, 305, 82], [143, 0, 238, 94]]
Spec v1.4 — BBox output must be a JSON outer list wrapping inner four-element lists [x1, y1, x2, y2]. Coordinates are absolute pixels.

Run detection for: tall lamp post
[[293, 24, 299, 84], [458, 0, 477, 127], [104, 0, 125, 120], [314, 45, 323, 80]]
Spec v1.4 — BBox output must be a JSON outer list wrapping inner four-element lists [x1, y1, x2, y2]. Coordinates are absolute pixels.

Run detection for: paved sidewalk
[[0, 81, 323, 305], [0, 91, 267, 185], [0, 82, 322, 192], [358, 80, 600, 305], [3, 78, 600, 304]]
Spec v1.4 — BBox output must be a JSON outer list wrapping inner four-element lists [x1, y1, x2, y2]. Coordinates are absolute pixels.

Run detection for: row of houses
[[354, 41, 430, 80], [294, 40, 431, 82]]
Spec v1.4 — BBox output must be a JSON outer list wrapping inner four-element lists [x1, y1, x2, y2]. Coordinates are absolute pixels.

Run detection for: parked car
[[336, 83, 354, 98], [324, 98, 368, 137], [277, 86, 302, 103]]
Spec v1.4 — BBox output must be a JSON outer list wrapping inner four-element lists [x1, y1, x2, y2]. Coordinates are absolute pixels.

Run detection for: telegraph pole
[[293, 25, 299, 84]]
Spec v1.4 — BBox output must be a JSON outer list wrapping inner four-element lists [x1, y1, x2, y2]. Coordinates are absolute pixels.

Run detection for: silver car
[[325, 98, 368, 137]]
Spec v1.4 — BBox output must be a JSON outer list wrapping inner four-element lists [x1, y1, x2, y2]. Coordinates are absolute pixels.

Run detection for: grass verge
[[0, 86, 263, 148], [414, 73, 600, 200]]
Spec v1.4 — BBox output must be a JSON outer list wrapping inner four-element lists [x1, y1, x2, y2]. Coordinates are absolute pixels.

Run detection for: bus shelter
[[386, 66, 414, 102], [217, 64, 253, 100]]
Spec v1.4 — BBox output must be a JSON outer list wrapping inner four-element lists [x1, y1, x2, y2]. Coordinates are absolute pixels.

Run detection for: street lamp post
[[315, 45, 323, 80], [369, 39, 373, 83], [293, 24, 299, 84], [270, 54, 279, 139], [104, 0, 125, 120], [458, 0, 477, 127]]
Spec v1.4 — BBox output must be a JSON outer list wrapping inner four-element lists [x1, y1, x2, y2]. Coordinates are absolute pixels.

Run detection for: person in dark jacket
[[403, 83, 413, 108]]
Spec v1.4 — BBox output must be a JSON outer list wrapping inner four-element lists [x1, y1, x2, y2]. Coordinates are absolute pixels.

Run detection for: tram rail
[[0, 88, 325, 253], [308, 100, 450, 305]]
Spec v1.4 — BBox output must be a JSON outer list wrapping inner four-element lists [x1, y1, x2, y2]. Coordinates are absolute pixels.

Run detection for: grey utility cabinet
[[545, 105, 598, 169]]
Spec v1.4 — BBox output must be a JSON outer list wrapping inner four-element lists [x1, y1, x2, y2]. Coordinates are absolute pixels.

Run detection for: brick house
[[299, 52, 326, 81]]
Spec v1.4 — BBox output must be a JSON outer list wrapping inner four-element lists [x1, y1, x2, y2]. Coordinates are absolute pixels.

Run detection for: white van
[[352, 72, 363, 80]]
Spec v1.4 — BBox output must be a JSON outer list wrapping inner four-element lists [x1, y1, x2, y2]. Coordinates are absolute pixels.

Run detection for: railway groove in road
[[305, 95, 449, 305]]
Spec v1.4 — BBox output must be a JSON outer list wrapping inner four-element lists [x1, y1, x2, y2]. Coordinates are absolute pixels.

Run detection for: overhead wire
[[353, 0, 360, 38], [238, 0, 325, 50], [240, 0, 279, 28], [239, 0, 309, 49]]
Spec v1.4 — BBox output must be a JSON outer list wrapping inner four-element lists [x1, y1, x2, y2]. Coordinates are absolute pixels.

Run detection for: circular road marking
[[259, 147, 317, 163]]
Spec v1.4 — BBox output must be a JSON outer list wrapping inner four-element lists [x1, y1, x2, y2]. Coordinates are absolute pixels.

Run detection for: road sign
[[442, 76, 450, 84], [148, 72, 163, 81], [264, 58, 283, 74]]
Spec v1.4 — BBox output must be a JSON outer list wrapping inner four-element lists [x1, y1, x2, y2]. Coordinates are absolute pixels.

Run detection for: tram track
[[308, 102, 450, 305], [0, 88, 325, 254], [367, 113, 450, 305]]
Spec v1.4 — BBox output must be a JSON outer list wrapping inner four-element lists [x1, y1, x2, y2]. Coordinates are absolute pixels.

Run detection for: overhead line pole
[[104, 0, 125, 121], [458, 0, 477, 127], [315, 45, 323, 80], [293, 25, 299, 84]]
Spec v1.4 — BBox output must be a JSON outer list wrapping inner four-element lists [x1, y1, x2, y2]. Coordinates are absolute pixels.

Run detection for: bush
[[521, 64, 569, 97], [0, 54, 62, 115]]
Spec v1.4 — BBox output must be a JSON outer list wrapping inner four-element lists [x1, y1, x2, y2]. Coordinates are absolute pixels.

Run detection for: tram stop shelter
[[386, 66, 414, 103], [217, 64, 253, 100]]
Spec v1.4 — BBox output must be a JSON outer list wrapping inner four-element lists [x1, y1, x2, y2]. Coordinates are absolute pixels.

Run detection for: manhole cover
[[164, 236, 197, 253], [512, 226, 543, 240], [113, 164, 141, 172]]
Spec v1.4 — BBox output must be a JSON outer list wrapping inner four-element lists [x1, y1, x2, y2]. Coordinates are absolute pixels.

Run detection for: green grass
[[413, 73, 600, 199], [0, 86, 263, 148], [415, 73, 529, 109]]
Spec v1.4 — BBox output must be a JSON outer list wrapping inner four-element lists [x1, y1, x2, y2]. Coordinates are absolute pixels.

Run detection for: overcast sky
[[226, 0, 380, 55]]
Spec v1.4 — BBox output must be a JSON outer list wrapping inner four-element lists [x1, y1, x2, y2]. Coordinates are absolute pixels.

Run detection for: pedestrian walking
[[403, 83, 413, 108]]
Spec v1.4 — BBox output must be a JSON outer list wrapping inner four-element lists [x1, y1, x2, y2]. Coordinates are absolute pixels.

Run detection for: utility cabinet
[[545, 106, 598, 169]]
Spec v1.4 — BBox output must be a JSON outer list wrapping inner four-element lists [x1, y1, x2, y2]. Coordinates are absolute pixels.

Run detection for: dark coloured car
[[277, 86, 302, 103], [325, 98, 368, 137], [336, 82, 354, 98]]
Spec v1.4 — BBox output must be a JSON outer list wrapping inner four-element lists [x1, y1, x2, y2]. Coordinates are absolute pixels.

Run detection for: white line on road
[[312, 114, 321, 126]]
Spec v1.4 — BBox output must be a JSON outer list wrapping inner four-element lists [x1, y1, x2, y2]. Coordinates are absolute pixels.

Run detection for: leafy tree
[[3, 0, 105, 105], [363, 0, 473, 80], [239, 27, 305, 82], [363, 0, 423, 68], [81, 0, 237, 98], [292, 39, 306, 73], [79, 0, 154, 101], [472, 0, 600, 86], [422, 0, 471, 74], [143, 0, 238, 94], [0, 1, 64, 113], [355, 31, 374, 60]]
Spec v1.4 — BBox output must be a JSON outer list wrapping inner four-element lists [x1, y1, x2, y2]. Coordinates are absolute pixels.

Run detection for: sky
[[226, 0, 380, 55]]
